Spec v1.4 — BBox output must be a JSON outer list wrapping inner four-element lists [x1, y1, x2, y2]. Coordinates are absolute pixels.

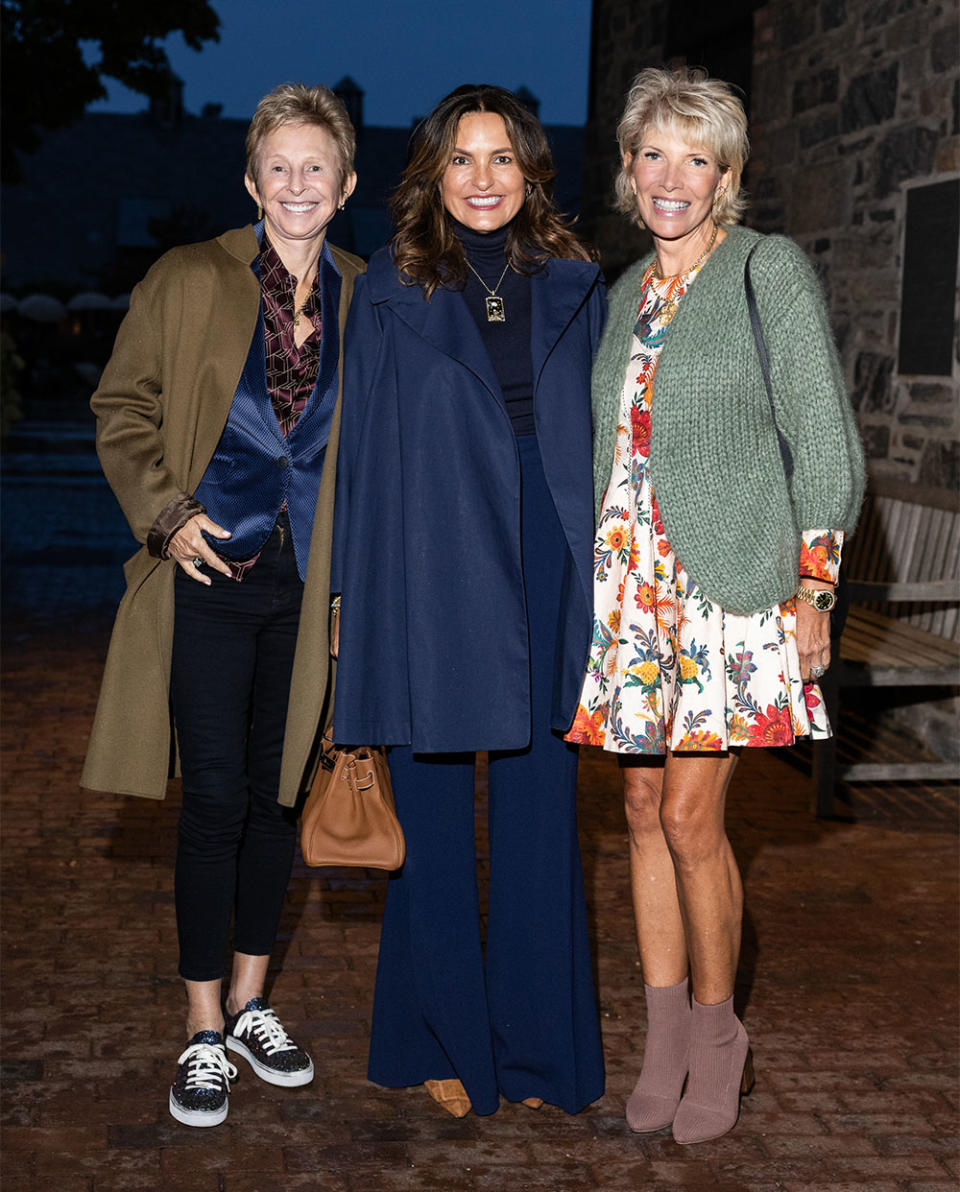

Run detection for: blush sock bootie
[[625, 977, 691, 1133], [672, 994, 753, 1145]]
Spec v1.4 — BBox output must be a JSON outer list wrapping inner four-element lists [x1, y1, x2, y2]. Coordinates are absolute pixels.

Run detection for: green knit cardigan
[[592, 225, 865, 615]]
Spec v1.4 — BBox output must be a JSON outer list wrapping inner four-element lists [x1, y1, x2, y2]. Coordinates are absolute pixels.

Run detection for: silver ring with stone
[[192, 557, 203, 569], [810, 663, 826, 679]]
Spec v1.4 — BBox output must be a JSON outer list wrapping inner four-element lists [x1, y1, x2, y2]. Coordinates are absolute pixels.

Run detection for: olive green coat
[[80, 225, 365, 805]]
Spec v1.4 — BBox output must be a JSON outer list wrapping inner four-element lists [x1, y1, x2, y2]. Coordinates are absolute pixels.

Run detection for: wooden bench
[[813, 488, 960, 816]]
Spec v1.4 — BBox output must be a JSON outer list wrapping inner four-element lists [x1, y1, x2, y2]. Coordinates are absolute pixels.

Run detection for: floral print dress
[[567, 262, 842, 754]]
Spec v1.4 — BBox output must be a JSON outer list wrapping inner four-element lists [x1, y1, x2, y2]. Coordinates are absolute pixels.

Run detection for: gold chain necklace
[[292, 301, 310, 330], [465, 259, 511, 323], [649, 223, 719, 326], [292, 267, 319, 331]]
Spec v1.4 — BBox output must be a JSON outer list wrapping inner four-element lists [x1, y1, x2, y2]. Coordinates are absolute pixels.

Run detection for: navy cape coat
[[332, 246, 605, 752]]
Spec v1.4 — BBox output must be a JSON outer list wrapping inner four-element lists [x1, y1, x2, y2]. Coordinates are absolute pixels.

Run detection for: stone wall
[[749, 0, 959, 503]]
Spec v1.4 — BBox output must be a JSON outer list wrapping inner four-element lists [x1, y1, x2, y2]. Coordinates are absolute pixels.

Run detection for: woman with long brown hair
[[331, 84, 605, 1117]]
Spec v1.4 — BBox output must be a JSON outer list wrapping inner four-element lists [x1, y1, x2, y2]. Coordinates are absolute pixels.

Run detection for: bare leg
[[225, 952, 270, 1016], [658, 751, 740, 1005], [184, 951, 270, 1037], [657, 750, 752, 1144], [622, 750, 743, 1134], [622, 757, 690, 1131], [185, 978, 224, 1038], [622, 758, 687, 986]]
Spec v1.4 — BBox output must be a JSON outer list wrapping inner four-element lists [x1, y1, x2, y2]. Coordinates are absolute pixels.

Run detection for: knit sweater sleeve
[[747, 236, 865, 535], [591, 257, 651, 520]]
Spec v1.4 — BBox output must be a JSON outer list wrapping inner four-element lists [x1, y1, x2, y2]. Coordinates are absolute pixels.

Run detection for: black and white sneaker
[[224, 998, 314, 1087], [169, 1030, 237, 1127]]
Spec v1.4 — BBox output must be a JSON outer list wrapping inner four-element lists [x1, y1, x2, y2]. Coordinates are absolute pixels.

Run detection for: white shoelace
[[232, 1007, 298, 1056], [177, 1041, 238, 1091]]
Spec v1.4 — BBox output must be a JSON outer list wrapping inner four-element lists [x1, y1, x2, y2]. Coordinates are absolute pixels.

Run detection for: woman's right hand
[[167, 514, 233, 585]]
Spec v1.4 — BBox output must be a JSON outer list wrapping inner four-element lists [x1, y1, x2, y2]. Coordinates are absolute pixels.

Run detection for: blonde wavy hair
[[614, 67, 749, 228]]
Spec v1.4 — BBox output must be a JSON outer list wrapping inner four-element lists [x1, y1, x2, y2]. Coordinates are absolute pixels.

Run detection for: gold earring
[[257, 203, 263, 220], [712, 190, 725, 216]]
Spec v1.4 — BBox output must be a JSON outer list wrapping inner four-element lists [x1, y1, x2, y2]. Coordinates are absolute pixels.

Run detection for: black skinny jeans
[[171, 515, 301, 981]]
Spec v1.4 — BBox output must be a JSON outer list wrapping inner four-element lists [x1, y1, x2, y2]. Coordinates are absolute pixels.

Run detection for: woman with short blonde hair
[[567, 67, 863, 1144], [613, 67, 749, 225]]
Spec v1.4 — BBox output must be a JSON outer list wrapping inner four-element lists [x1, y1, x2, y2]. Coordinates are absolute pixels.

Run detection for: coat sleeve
[[90, 261, 194, 549], [751, 236, 865, 535], [330, 274, 384, 593]]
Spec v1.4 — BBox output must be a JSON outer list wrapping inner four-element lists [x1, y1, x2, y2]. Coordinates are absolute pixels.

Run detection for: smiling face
[[626, 127, 730, 253], [244, 122, 356, 252], [438, 111, 527, 233]]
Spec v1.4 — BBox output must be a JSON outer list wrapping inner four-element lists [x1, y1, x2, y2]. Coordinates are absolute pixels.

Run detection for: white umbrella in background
[[0, 293, 17, 313], [18, 294, 67, 323], [110, 294, 130, 311], [67, 292, 113, 312]]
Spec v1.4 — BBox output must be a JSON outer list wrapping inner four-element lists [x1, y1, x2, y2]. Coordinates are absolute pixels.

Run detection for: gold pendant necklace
[[648, 283, 679, 326], [650, 223, 719, 326], [653, 222, 719, 283], [465, 259, 511, 323], [292, 267, 318, 331]]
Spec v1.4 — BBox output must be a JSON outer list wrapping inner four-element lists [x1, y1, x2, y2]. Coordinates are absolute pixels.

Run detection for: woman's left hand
[[795, 596, 831, 683]]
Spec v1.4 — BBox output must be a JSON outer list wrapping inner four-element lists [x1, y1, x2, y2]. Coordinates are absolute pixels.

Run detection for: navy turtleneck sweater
[[454, 219, 536, 436]]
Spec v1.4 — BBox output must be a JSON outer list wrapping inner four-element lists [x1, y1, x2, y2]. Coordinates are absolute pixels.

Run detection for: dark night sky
[[87, 0, 593, 127]]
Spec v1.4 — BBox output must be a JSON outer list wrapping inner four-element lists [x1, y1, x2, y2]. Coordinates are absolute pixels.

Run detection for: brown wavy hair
[[390, 84, 594, 298]]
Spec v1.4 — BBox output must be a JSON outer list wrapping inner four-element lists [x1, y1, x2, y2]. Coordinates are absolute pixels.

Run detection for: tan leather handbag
[[300, 737, 405, 870]]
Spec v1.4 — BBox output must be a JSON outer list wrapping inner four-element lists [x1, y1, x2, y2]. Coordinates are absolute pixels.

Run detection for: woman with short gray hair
[[83, 82, 363, 1127]]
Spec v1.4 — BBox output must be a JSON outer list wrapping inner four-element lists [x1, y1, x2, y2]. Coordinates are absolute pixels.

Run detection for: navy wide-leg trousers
[[367, 435, 604, 1115]]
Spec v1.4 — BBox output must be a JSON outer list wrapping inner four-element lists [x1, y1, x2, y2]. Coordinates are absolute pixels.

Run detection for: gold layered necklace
[[649, 223, 719, 326], [292, 266, 319, 331], [465, 259, 511, 323]]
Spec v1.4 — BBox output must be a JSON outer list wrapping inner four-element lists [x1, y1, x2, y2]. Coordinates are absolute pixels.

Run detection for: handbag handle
[[745, 244, 794, 481]]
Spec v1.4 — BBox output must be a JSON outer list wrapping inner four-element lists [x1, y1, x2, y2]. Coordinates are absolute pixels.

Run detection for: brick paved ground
[[2, 431, 958, 1190], [2, 613, 957, 1192]]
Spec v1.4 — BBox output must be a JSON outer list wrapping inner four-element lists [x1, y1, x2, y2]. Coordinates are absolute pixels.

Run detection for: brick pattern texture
[[2, 618, 957, 1191]]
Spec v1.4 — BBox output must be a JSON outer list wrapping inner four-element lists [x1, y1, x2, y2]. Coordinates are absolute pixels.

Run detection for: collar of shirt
[[259, 234, 323, 342]]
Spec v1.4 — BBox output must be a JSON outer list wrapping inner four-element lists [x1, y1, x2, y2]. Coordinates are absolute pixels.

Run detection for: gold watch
[[795, 584, 837, 612]]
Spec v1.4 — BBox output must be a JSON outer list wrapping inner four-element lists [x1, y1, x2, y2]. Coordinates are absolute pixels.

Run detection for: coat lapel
[[531, 259, 600, 390], [187, 228, 262, 488], [368, 251, 600, 405], [368, 255, 502, 400]]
